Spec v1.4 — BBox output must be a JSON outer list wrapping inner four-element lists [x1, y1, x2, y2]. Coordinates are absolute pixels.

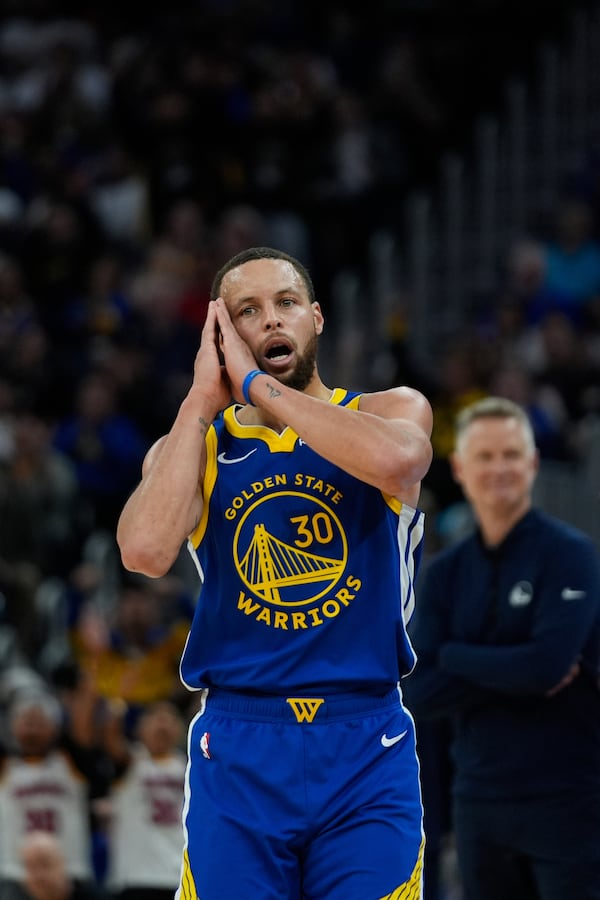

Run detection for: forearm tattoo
[[198, 416, 210, 434], [265, 381, 282, 400]]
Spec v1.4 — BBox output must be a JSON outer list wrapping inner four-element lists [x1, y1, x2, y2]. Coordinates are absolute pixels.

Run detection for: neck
[[476, 499, 532, 548]]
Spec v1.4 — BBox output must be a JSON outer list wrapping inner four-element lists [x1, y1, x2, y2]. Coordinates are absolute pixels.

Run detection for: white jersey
[[107, 743, 186, 890], [0, 750, 93, 880]]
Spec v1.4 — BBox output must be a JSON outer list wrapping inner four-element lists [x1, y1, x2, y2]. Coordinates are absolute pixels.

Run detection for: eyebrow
[[232, 287, 301, 306]]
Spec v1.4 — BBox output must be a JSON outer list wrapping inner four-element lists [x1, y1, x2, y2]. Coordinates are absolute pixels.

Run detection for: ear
[[449, 451, 463, 485], [312, 302, 324, 335]]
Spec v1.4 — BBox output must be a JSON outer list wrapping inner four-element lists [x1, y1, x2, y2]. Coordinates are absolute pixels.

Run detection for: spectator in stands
[[211, 204, 267, 272], [126, 233, 203, 434], [540, 196, 600, 327], [157, 198, 213, 332], [532, 310, 600, 426], [0, 687, 106, 897], [101, 699, 186, 900], [18, 831, 108, 900], [68, 571, 193, 737], [0, 408, 83, 662], [0, 252, 59, 414], [502, 237, 572, 330], [131, 198, 210, 322], [489, 362, 570, 460], [19, 196, 105, 342], [87, 142, 151, 257], [59, 253, 139, 383], [424, 339, 487, 517], [0, 253, 41, 370], [52, 370, 150, 534]]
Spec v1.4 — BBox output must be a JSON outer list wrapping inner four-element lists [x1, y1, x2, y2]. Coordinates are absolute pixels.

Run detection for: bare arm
[[214, 297, 433, 503], [102, 700, 131, 767], [116, 304, 232, 577], [251, 380, 432, 501], [63, 671, 100, 749]]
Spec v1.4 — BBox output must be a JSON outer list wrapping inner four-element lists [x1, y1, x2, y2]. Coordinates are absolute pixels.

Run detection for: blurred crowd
[[416, 192, 600, 539], [0, 1, 599, 897]]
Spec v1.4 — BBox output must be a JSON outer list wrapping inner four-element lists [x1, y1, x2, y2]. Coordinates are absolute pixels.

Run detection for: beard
[[279, 331, 318, 392]]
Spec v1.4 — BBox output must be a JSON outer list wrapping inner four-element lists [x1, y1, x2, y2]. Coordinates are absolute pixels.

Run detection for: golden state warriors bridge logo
[[233, 490, 348, 607]]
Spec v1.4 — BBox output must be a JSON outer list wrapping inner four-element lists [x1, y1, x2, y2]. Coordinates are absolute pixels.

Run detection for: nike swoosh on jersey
[[561, 587, 586, 600], [217, 449, 257, 464], [381, 729, 408, 748]]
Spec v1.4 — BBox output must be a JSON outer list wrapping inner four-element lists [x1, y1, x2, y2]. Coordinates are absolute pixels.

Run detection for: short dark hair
[[210, 246, 316, 304]]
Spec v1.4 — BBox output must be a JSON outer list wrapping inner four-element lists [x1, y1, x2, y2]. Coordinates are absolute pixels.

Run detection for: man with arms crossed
[[405, 396, 600, 900], [116, 247, 433, 899]]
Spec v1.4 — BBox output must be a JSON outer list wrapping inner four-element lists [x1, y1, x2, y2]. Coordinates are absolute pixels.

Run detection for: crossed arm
[[117, 300, 432, 578], [405, 541, 600, 720]]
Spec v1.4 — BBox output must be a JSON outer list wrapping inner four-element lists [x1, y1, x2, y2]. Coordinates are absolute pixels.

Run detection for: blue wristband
[[242, 369, 265, 406]]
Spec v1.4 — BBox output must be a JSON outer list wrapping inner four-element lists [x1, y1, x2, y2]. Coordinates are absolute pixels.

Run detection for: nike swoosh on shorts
[[381, 730, 408, 747]]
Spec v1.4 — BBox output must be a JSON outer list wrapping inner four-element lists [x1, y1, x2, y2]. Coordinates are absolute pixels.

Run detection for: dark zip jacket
[[404, 508, 600, 799]]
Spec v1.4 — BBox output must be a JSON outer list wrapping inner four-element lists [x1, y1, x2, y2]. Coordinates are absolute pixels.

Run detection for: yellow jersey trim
[[188, 425, 218, 549]]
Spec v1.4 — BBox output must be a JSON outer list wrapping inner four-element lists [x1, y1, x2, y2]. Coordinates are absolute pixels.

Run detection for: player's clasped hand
[[193, 301, 232, 414], [213, 296, 260, 404]]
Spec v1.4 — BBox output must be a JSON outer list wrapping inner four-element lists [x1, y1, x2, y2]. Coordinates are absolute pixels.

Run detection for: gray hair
[[454, 396, 536, 454]]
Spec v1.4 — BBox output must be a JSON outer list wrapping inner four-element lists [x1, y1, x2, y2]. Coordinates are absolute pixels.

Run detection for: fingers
[[199, 303, 227, 366], [200, 301, 218, 345], [546, 661, 581, 697], [212, 298, 257, 387], [213, 297, 234, 336]]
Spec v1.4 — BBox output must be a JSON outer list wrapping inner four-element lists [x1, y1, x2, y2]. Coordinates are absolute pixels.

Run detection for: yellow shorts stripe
[[378, 837, 424, 900], [177, 848, 199, 900]]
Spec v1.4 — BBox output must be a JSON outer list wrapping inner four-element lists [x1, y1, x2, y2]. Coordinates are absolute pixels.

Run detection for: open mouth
[[266, 343, 291, 361], [263, 338, 294, 368]]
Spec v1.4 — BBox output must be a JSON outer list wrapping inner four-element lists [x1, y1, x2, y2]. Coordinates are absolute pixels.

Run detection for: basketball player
[[116, 246, 433, 899]]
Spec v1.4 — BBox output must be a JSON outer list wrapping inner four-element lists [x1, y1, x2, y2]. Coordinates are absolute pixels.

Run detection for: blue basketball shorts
[[176, 686, 424, 900]]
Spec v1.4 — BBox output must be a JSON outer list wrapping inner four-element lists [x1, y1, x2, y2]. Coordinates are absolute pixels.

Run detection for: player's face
[[451, 416, 538, 517], [221, 258, 324, 390]]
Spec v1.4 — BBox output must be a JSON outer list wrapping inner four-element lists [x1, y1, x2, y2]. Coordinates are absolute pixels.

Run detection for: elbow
[[117, 533, 176, 579], [380, 439, 433, 496], [120, 549, 172, 580]]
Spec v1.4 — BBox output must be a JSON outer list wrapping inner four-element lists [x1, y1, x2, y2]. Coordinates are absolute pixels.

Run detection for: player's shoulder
[[361, 384, 430, 405], [359, 385, 432, 428]]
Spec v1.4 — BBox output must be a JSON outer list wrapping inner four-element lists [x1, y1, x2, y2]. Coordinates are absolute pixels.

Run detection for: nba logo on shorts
[[200, 732, 211, 759]]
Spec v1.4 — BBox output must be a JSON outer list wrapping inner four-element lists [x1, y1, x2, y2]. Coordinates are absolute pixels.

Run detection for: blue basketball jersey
[[181, 388, 425, 695]]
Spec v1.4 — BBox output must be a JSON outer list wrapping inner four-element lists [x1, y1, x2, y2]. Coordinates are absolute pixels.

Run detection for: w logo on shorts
[[286, 698, 324, 723]]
